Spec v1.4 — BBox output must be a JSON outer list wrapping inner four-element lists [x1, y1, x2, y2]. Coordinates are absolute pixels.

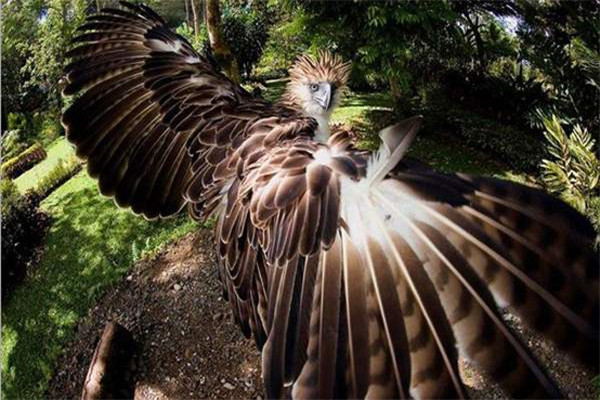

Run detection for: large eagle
[[63, 3, 598, 399]]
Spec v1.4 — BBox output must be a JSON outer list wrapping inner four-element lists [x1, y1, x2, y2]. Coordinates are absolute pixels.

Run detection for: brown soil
[[47, 229, 596, 399]]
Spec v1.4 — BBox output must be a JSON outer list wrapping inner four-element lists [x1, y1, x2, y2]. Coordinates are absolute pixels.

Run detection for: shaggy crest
[[290, 50, 351, 87]]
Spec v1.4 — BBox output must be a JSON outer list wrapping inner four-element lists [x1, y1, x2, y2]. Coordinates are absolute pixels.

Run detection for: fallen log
[[81, 321, 136, 400]]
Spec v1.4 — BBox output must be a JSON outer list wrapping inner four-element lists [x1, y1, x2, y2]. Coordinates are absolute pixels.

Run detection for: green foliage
[[587, 198, 600, 239], [2, 0, 86, 150], [255, 8, 311, 78], [593, 374, 600, 400], [175, 4, 268, 79], [1, 179, 50, 301], [569, 37, 600, 92], [25, 0, 87, 119], [299, 1, 457, 102], [439, 65, 550, 128], [30, 155, 83, 199], [5, 111, 60, 147], [222, 5, 269, 78], [176, 21, 208, 51], [518, 0, 600, 131], [540, 115, 600, 213], [1, 143, 47, 179], [1, 0, 46, 120], [1, 130, 28, 160]]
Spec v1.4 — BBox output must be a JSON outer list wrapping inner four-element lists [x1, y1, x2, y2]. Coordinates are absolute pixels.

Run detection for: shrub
[[6, 112, 61, 147], [175, 22, 208, 51], [1, 179, 50, 301], [1, 143, 47, 179], [31, 156, 83, 199], [0, 129, 27, 159], [540, 115, 600, 213], [587, 197, 600, 238], [440, 67, 551, 129], [222, 7, 269, 78]]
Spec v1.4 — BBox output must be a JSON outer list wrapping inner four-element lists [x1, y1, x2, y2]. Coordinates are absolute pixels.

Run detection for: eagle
[[62, 3, 598, 399]]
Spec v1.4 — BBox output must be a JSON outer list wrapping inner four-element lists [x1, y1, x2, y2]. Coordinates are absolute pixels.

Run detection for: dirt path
[[47, 230, 596, 399], [47, 230, 263, 399]]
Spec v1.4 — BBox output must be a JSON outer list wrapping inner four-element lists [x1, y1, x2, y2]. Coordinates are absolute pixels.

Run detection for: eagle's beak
[[315, 83, 332, 110]]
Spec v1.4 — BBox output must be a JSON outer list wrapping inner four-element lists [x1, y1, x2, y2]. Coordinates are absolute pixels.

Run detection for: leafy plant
[[1, 179, 50, 301], [24, 0, 87, 126], [569, 37, 600, 92], [1, 143, 47, 179], [0, 130, 27, 160], [540, 115, 600, 213], [175, 22, 208, 51], [255, 8, 311, 79]]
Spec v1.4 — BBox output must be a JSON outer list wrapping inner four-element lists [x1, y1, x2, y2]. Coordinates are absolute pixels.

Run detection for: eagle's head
[[281, 50, 352, 141]]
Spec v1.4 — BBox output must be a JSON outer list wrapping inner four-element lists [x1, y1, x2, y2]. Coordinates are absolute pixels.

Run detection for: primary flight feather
[[62, 3, 598, 398]]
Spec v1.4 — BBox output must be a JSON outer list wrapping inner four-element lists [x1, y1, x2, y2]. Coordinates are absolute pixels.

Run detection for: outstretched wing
[[218, 117, 598, 399], [62, 2, 307, 219]]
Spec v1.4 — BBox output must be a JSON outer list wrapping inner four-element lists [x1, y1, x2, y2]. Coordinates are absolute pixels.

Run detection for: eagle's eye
[[309, 83, 319, 92]]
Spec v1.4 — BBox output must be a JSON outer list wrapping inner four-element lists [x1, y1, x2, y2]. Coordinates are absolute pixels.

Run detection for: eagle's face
[[281, 50, 351, 124], [296, 80, 341, 119]]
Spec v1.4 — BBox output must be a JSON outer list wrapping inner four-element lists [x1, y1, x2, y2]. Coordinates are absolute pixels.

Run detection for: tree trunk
[[82, 322, 136, 400], [388, 74, 404, 115], [190, 0, 201, 44], [465, 14, 486, 73], [184, 0, 190, 27], [205, 0, 240, 83], [1, 100, 7, 136]]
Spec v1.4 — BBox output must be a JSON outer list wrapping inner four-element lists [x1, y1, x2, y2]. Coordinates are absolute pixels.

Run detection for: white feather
[[366, 116, 423, 187]]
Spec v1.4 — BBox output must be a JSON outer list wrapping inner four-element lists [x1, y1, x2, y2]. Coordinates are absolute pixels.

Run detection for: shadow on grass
[[350, 108, 512, 177], [1, 172, 196, 399]]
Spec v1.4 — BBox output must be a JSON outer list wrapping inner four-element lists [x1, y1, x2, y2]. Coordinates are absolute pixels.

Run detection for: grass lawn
[[333, 91, 392, 124], [14, 139, 76, 193], [1, 85, 524, 399]]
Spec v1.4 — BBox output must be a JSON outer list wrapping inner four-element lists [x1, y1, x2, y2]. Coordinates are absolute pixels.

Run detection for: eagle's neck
[[279, 88, 333, 143], [314, 114, 331, 143]]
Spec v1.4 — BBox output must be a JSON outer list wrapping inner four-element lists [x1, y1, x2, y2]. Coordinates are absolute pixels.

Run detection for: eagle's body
[[63, 3, 598, 399]]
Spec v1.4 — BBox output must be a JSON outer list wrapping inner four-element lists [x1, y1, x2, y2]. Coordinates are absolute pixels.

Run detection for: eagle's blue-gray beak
[[314, 83, 332, 110]]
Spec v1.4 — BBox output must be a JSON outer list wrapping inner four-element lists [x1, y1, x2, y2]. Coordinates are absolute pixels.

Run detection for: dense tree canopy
[[2, 0, 598, 159]]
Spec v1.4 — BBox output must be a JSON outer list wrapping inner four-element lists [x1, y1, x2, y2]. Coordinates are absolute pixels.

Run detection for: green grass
[[409, 134, 503, 175], [333, 91, 392, 124], [14, 139, 75, 193], [1, 85, 525, 399], [1, 172, 197, 399]]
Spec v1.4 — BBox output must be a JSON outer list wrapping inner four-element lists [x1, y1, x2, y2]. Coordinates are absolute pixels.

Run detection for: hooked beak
[[315, 83, 332, 110]]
